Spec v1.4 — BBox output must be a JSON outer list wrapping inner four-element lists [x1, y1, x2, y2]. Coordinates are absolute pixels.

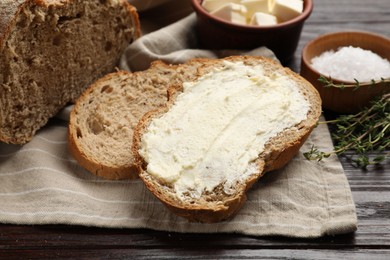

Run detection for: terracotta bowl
[[191, 0, 313, 64], [301, 31, 390, 114]]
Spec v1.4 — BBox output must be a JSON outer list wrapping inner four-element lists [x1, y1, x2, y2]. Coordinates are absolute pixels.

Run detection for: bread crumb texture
[[0, 0, 139, 144], [69, 69, 171, 179]]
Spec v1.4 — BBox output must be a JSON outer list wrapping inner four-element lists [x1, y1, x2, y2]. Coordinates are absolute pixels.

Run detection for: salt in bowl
[[301, 31, 390, 114]]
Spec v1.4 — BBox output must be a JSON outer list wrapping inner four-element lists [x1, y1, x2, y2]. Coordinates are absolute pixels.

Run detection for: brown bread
[[0, 0, 140, 144]]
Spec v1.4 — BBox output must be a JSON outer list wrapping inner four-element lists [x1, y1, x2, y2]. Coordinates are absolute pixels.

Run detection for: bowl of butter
[[191, 0, 313, 64]]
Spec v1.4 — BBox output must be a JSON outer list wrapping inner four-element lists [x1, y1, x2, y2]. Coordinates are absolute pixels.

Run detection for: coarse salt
[[310, 46, 390, 82]]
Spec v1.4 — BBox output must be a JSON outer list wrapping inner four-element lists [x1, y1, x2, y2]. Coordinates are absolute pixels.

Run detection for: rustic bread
[[132, 56, 322, 222], [0, 0, 140, 144], [68, 60, 205, 179]]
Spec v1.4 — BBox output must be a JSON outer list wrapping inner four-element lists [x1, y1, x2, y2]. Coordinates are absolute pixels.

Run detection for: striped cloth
[[0, 13, 357, 237]]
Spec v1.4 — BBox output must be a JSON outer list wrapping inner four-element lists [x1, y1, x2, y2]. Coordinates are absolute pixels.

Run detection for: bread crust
[[120, 1, 141, 39], [132, 56, 322, 222], [1, 0, 141, 49]]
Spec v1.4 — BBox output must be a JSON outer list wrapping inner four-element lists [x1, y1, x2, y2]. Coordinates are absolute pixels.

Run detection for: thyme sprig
[[318, 75, 390, 90], [304, 93, 390, 168]]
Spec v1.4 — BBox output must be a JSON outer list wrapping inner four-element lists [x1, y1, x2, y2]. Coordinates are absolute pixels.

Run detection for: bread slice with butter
[[133, 56, 321, 222]]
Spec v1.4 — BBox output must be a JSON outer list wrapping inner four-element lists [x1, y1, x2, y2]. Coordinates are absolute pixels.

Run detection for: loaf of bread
[[132, 56, 322, 222], [68, 60, 205, 179], [0, 0, 140, 144]]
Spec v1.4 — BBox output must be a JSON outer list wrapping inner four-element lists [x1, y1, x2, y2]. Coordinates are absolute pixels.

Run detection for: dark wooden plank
[[291, 0, 390, 72], [1, 248, 390, 260], [1, 222, 390, 249]]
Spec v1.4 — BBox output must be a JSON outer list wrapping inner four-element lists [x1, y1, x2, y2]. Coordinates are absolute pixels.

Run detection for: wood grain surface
[[1, 0, 389, 259]]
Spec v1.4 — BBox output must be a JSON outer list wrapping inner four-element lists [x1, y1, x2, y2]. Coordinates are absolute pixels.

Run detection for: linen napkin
[[0, 14, 357, 238], [119, 14, 277, 72]]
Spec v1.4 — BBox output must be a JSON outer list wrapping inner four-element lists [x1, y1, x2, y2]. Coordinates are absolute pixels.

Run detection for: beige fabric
[[119, 14, 277, 72], [0, 13, 357, 237]]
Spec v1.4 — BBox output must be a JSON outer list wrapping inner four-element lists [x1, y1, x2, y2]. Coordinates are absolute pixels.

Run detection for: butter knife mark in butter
[[140, 61, 309, 199]]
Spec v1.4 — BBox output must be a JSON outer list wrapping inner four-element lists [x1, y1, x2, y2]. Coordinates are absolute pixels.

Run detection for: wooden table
[[1, 0, 389, 258]]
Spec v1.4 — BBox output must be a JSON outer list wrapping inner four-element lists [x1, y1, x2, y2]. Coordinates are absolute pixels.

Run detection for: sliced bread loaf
[[68, 60, 206, 179], [132, 56, 322, 222], [0, 0, 140, 144]]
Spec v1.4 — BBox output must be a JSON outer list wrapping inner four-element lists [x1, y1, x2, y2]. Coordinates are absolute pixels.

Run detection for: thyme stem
[[304, 93, 390, 168]]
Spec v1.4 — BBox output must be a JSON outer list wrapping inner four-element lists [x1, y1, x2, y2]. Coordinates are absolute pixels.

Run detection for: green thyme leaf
[[305, 93, 390, 168]]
